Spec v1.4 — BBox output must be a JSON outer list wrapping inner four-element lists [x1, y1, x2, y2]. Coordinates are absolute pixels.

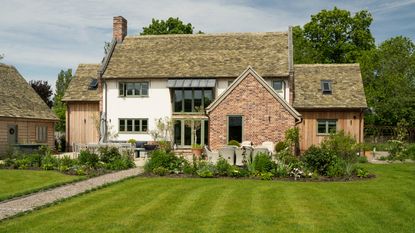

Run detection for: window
[[321, 80, 332, 94], [228, 116, 243, 143], [173, 119, 208, 147], [118, 82, 149, 97], [119, 119, 148, 133], [272, 80, 285, 99], [317, 120, 337, 135], [36, 126, 47, 143], [172, 88, 213, 113], [88, 79, 98, 90]]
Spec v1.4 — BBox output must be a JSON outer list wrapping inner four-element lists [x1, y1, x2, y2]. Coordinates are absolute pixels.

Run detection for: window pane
[[194, 120, 202, 145], [323, 82, 330, 90], [204, 89, 213, 107], [273, 80, 283, 91], [119, 83, 124, 96], [126, 83, 134, 96], [174, 89, 183, 112], [204, 120, 208, 145], [134, 120, 140, 132], [194, 90, 202, 112], [134, 83, 141, 96], [328, 120, 337, 133], [184, 90, 192, 112], [184, 120, 192, 145], [174, 120, 182, 146], [228, 116, 242, 143], [141, 119, 148, 132], [317, 121, 327, 134], [141, 82, 149, 96], [126, 120, 133, 132], [119, 120, 125, 131]]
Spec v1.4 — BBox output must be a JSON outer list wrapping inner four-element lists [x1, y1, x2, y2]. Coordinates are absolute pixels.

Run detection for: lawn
[[0, 169, 82, 202], [0, 164, 414, 233]]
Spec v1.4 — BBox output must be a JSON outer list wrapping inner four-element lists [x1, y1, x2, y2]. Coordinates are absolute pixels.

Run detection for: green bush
[[326, 160, 346, 177], [144, 149, 186, 173], [321, 130, 359, 162], [216, 158, 231, 176], [253, 153, 275, 173], [260, 172, 274, 180], [404, 144, 415, 160], [303, 145, 338, 176], [16, 158, 31, 169], [158, 140, 172, 152], [42, 155, 58, 170], [274, 141, 287, 153], [78, 150, 99, 168], [228, 140, 240, 147], [99, 147, 122, 164], [196, 161, 216, 178], [357, 156, 368, 163], [227, 166, 246, 177], [356, 167, 369, 178], [25, 153, 43, 168], [275, 162, 290, 177], [106, 156, 135, 170], [153, 166, 169, 176]]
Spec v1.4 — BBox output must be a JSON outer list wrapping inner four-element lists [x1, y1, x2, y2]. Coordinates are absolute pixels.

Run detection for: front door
[[7, 125, 18, 145], [228, 116, 243, 143]]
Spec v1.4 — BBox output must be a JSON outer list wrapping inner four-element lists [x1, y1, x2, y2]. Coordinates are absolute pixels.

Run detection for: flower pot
[[192, 148, 203, 158]]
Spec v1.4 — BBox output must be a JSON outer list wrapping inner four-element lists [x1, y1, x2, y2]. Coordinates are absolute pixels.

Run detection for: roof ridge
[[126, 31, 287, 39], [294, 63, 360, 67]]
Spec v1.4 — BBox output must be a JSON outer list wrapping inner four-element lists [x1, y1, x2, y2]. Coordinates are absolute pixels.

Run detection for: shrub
[[356, 167, 369, 178], [326, 160, 346, 177], [216, 158, 231, 176], [16, 158, 31, 169], [158, 140, 172, 153], [42, 155, 58, 170], [357, 156, 368, 163], [403, 144, 415, 160], [127, 138, 137, 145], [196, 161, 216, 178], [228, 140, 240, 147], [387, 140, 406, 161], [183, 162, 195, 175], [253, 153, 274, 173], [227, 166, 246, 177], [321, 130, 359, 162], [106, 156, 135, 170], [78, 150, 99, 168], [302, 145, 338, 176], [153, 166, 169, 176], [275, 162, 290, 177], [26, 153, 43, 168], [99, 147, 122, 164], [274, 141, 287, 153], [144, 149, 186, 173], [260, 172, 273, 180]]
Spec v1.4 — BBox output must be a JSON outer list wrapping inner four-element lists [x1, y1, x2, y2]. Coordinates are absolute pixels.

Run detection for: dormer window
[[321, 80, 332, 95], [272, 80, 286, 99], [88, 79, 98, 90]]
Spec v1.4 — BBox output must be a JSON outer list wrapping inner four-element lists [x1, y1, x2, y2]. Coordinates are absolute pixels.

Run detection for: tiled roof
[[62, 64, 100, 102], [0, 63, 57, 120], [293, 64, 367, 109], [103, 32, 290, 79]]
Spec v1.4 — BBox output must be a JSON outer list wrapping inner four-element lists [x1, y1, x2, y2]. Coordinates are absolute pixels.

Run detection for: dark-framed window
[[172, 88, 213, 113], [119, 82, 149, 97], [174, 119, 208, 147], [227, 115, 243, 143], [119, 118, 148, 133], [321, 80, 332, 95], [317, 119, 337, 135], [36, 126, 48, 143], [272, 80, 286, 99]]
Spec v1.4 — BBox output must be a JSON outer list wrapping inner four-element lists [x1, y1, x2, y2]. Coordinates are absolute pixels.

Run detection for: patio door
[[7, 125, 18, 145], [227, 116, 243, 143]]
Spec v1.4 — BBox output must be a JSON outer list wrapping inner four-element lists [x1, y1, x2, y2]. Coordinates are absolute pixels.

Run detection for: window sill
[[118, 96, 149, 98], [118, 132, 149, 134]]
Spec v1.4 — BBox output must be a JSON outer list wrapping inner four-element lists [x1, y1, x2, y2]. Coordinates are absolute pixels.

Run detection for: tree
[[359, 36, 415, 126], [53, 69, 73, 132], [293, 7, 375, 64], [29, 80, 53, 108], [140, 17, 199, 35]]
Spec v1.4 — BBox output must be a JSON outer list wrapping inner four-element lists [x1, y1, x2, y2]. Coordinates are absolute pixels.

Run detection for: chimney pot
[[113, 16, 127, 42]]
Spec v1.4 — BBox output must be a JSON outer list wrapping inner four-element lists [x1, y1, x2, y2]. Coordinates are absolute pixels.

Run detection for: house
[[0, 63, 58, 155], [63, 16, 367, 152]]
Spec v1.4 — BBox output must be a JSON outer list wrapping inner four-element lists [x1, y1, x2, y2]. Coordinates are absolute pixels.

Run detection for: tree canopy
[[294, 7, 375, 64], [140, 17, 200, 35], [29, 80, 53, 108], [53, 69, 73, 132]]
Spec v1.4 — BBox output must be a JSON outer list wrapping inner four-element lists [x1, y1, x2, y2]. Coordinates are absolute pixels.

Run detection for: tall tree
[[359, 36, 415, 126], [29, 80, 53, 108], [53, 69, 73, 132], [294, 7, 375, 64], [141, 17, 199, 35]]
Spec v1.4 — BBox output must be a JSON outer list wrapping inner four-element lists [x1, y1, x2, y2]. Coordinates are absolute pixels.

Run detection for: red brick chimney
[[113, 16, 127, 42]]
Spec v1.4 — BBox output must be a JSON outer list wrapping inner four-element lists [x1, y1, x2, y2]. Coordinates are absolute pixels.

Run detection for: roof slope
[[293, 64, 367, 109], [0, 64, 57, 120], [103, 32, 290, 79], [62, 64, 100, 102]]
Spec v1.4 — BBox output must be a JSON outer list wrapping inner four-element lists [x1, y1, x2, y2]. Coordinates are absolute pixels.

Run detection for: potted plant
[[192, 143, 203, 158]]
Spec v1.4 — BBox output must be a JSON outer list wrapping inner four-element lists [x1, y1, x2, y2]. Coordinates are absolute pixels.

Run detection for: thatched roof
[[293, 64, 367, 109], [102, 32, 290, 79], [62, 64, 100, 102], [0, 63, 57, 120]]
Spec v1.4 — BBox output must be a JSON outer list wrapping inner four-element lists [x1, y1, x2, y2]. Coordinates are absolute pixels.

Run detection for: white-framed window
[[36, 126, 48, 143], [119, 119, 148, 133], [321, 80, 332, 95], [317, 119, 337, 135], [272, 80, 286, 99], [119, 82, 149, 97]]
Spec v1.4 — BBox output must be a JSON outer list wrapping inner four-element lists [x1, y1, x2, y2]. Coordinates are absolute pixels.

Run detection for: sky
[[1, 0, 414, 92]]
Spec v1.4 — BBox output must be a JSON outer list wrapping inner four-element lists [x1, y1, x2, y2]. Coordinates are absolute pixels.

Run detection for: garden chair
[[241, 141, 253, 147], [252, 147, 269, 161], [204, 146, 219, 164], [235, 146, 252, 165], [218, 146, 235, 165], [261, 141, 275, 155]]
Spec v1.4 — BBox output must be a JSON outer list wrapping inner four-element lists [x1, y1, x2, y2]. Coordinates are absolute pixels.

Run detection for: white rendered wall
[[105, 79, 172, 142]]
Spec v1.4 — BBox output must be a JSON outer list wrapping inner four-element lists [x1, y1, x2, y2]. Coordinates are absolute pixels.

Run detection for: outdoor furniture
[[261, 141, 275, 154], [252, 147, 269, 160], [241, 141, 253, 147], [204, 146, 220, 164], [218, 146, 235, 165], [235, 146, 252, 165]]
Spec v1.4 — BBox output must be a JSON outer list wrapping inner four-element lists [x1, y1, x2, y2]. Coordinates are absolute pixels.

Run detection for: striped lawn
[[0, 163, 414, 233]]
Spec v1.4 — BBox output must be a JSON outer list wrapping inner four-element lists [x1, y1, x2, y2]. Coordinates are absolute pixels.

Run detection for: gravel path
[[0, 167, 143, 221]]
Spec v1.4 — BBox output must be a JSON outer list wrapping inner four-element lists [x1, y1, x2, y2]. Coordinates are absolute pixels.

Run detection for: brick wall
[[208, 73, 296, 150]]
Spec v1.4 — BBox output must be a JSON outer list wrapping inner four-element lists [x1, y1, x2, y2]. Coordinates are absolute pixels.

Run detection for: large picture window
[[172, 88, 213, 113], [317, 119, 337, 135], [119, 118, 148, 133], [119, 82, 149, 97], [174, 119, 208, 147]]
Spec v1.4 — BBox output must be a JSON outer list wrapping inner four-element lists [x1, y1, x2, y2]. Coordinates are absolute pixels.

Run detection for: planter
[[144, 144, 158, 151], [192, 148, 203, 158]]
